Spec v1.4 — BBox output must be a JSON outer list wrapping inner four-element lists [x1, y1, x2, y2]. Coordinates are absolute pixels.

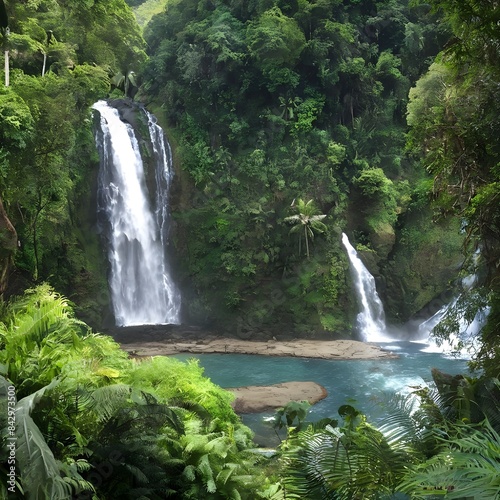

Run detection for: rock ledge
[[227, 381, 327, 413]]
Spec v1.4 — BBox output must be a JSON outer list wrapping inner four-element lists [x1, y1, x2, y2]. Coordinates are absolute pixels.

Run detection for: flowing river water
[[174, 346, 469, 445]]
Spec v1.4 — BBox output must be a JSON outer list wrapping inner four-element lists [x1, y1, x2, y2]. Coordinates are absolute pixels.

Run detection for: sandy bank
[[121, 338, 397, 360]]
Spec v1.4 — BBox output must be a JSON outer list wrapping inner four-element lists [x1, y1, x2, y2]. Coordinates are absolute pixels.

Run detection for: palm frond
[[14, 379, 83, 499], [289, 224, 303, 234], [401, 421, 500, 499], [89, 384, 133, 423], [281, 418, 416, 499], [284, 215, 302, 224], [376, 393, 432, 456]]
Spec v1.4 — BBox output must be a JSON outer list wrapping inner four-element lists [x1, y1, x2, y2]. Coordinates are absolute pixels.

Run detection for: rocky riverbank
[[121, 337, 397, 359], [106, 324, 397, 360], [106, 325, 396, 414]]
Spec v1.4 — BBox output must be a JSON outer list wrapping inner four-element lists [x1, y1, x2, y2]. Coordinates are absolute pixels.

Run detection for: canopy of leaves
[[0, 0, 145, 321], [141, 0, 453, 332], [406, 0, 500, 373]]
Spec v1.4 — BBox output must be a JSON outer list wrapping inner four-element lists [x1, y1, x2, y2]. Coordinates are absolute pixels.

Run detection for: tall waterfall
[[93, 100, 181, 326], [341, 233, 391, 342]]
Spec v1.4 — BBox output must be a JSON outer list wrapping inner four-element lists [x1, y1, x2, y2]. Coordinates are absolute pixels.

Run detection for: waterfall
[[93, 100, 181, 326], [416, 300, 487, 357], [341, 233, 391, 342], [416, 264, 489, 356]]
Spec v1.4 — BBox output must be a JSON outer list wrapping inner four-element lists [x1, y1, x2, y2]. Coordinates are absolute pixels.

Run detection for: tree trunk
[[304, 225, 310, 259], [0, 196, 17, 294], [4, 48, 8, 86]]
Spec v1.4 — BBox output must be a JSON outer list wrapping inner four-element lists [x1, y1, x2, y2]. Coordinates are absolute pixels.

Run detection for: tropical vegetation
[[1, 285, 499, 498], [0, 285, 275, 498], [0, 0, 499, 497]]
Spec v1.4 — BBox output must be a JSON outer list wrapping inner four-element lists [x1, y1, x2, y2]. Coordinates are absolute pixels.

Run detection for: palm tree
[[284, 198, 327, 259]]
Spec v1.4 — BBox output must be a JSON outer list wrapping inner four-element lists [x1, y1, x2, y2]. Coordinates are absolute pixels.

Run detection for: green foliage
[[385, 211, 463, 321], [278, 381, 500, 499], [284, 199, 327, 259], [0, 286, 278, 498], [353, 167, 396, 200], [271, 400, 312, 435], [0, 0, 148, 322], [401, 421, 500, 499], [140, 0, 455, 334], [406, 0, 500, 367], [0, 86, 33, 154], [125, 355, 242, 427], [247, 7, 306, 71], [11, 379, 94, 498], [279, 410, 415, 499], [132, 1, 168, 29]]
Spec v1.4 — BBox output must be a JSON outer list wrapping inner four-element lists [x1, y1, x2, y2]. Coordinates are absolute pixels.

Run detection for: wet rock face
[[0, 197, 17, 294], [110, 98, 144, 130], [369, 222, 396, 259]]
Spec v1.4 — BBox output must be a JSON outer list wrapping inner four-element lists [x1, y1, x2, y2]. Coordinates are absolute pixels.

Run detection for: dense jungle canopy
[[1, 0, 498, 349], [0, 0, 499, 497]]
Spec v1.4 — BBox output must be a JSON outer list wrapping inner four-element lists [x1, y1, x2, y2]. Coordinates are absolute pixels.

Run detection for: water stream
[[93, 100, 181, 326], [175, 346, 469, 445]]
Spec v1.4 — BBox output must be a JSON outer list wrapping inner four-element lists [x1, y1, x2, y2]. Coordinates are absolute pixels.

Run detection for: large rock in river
[[227, 381, 327, 414]]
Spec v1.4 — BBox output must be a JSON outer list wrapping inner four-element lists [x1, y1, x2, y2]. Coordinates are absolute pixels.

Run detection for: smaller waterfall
[[341, 233, 391, 342], [416, 253, 488, 357], [93, 100, 181, 326], [416, 300, 487, 357]]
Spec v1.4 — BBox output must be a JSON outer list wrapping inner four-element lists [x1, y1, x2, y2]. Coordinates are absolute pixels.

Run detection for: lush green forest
[[140, 0, 466, 334], [0, 0, 499, 497]]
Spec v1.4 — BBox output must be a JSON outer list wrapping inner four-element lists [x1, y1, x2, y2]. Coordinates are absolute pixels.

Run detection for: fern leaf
[[15, 379, 77, 499]]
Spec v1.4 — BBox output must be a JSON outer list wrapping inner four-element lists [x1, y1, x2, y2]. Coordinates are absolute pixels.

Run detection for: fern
[[0, 285, 89, 395], [9, 377, 92, 498], [376, 392, 441, 458], [281, 417, 417, 499], [401, 421, 500, 499]]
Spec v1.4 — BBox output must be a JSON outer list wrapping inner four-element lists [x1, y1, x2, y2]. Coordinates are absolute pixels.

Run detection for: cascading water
[[341, 233, 391, 342], [416, 264, 489, 357], [93, 100, 181, 326]]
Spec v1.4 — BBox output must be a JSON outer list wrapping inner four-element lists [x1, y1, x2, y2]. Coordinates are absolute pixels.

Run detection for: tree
[[407, 0, 500, 373], [284, 198, 327, 259], [0, 0, 8, 86], [246, 7, 306, 71]]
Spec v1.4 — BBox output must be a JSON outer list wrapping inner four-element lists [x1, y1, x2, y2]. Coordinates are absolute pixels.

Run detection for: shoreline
[[109, 330, 398, 415], [120, 337, 397, 360]]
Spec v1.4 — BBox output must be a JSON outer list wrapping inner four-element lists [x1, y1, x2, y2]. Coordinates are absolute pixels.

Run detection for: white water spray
[[341, 233, 391, 342], [416, 296, 488, 358], [93, 100, 181, 326], [415, 251, 488, 357]]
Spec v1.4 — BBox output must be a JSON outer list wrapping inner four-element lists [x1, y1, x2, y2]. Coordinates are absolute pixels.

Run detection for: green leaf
[[13, 379, 76, 499]]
